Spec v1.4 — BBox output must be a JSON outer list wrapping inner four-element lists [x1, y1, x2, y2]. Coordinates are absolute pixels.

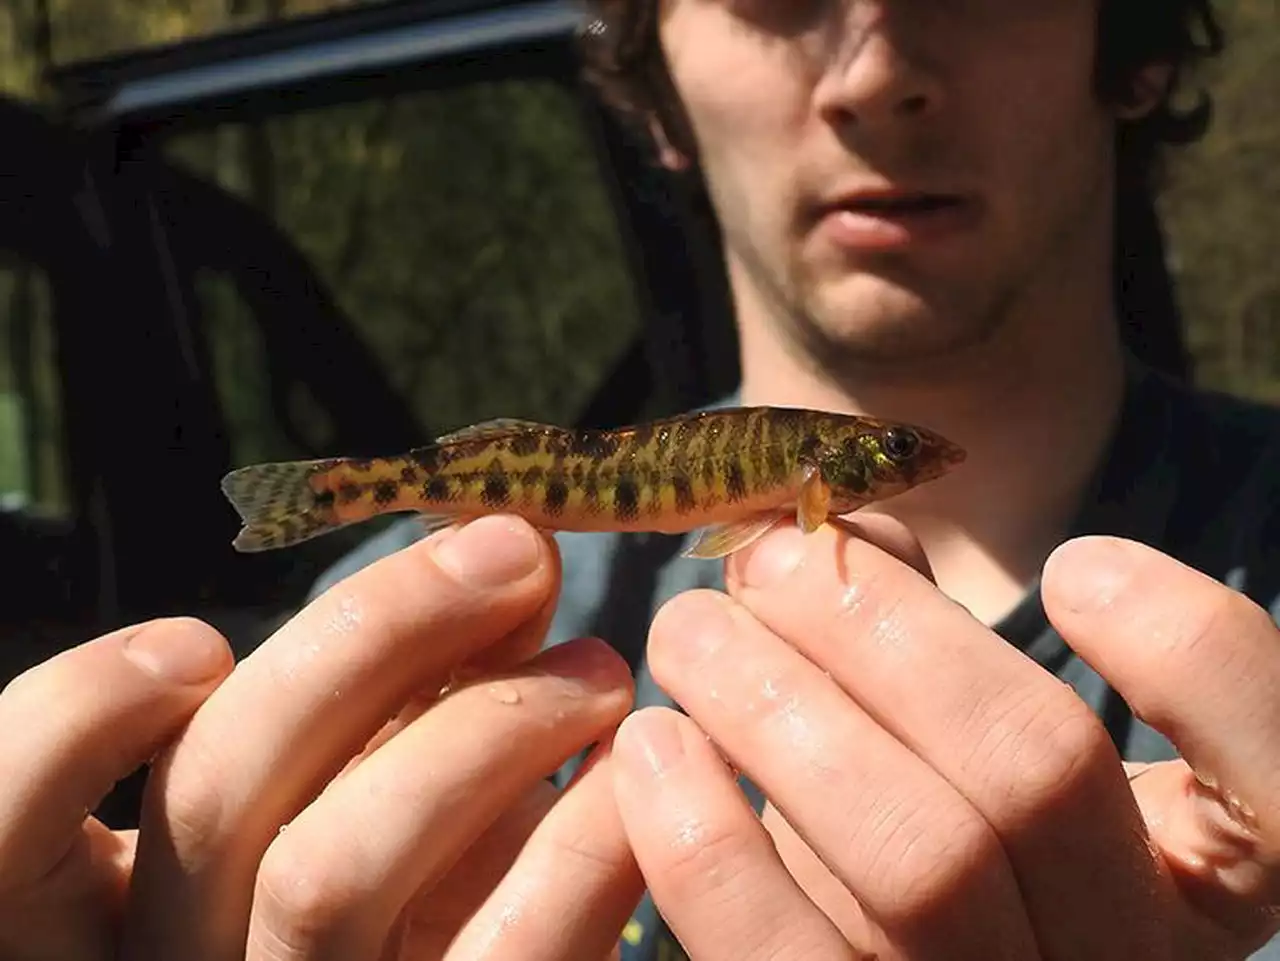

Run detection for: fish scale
[[219, 406, 966, 559]]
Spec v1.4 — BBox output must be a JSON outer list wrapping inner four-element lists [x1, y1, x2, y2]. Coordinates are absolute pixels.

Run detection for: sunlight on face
[[658, 0, 1122, 372]]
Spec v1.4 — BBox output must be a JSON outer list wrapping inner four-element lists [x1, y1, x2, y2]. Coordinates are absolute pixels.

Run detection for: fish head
[[814, 417, 966, 509]]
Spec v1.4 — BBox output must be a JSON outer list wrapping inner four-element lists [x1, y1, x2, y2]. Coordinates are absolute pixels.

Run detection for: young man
[[6, 1, 1280, 959], [308, 1, 1280, 958]]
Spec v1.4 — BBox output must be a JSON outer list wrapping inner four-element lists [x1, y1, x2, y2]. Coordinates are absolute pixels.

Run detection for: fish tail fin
[[220, 457, 350, 552]]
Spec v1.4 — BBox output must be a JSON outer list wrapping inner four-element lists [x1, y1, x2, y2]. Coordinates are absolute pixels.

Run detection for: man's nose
[[812, 14, 945, 130]]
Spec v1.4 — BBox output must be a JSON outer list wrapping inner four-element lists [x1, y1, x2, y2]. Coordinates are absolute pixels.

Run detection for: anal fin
[[682, 513, 786, 560]]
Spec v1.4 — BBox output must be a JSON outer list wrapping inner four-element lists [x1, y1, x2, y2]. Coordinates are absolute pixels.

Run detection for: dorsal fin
[[433, 417, 562, 444]]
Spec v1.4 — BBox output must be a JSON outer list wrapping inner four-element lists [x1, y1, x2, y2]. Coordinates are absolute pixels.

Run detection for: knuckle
[[255, 836, 354, 950], [861, 791, 1000, 918], [1123, 586, 1275, 731], [967, 684, 1116, 819], [1184, 586, 1271, 663], [1016, 698, 1113, 804], [547, 823, 626, 876], [148, 732, 238, 852], [652, 815, 813, 957], [656, 812, 759, 901]]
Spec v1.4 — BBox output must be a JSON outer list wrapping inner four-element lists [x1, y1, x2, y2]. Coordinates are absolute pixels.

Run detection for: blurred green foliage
[[1156, 0, 1280, 401], [165, 79, 643, 468]]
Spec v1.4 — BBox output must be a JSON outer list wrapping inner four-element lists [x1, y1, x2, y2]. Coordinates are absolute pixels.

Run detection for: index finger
[[124, 515, 561, 959]]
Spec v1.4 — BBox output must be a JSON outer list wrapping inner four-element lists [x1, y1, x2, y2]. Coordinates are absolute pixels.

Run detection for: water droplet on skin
[[487, 682, 521, 705]]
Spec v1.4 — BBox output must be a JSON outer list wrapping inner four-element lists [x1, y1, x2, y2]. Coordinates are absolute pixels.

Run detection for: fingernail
[[432, 515, 543, 588], [1044, 536, 1137, 613], [124, 619, 229, 686], [652, 592, 736, 668], [621, 709, 685, 778], [737, 523, 806, 588]]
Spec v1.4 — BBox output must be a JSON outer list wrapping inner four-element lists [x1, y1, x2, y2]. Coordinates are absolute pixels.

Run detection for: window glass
[[0, 257, 68, 519], [165, 76, 642, 467], [1, 0, 387, 89]]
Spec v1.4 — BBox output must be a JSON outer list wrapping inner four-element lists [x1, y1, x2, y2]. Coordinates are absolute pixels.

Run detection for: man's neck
[[737, 291, 1128, 626]]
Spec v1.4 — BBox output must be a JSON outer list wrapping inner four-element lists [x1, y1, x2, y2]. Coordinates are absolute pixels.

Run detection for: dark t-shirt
[[310, 359, 1280, 959]]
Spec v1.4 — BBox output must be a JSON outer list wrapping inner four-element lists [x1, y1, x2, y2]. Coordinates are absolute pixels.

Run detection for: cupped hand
[[610, 518, 1280, 960]]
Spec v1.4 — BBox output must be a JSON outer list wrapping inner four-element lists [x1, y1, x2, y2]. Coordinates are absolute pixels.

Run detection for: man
[[312, 1, 1280, 957], [6, 1, 1280, 959]]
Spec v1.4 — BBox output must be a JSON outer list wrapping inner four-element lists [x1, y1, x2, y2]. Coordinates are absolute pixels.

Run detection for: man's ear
[[1115, 62, 1174, 120], [648, 115, 691, 170]]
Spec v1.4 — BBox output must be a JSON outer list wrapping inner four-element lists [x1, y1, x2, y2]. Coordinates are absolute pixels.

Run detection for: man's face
[[657, 0, 1125, 370]]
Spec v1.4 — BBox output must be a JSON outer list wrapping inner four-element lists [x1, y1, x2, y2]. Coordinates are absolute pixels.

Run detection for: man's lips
[[834, 190, 962, 211], [811, 188, 979, 250], [820, 187, 968, 216]]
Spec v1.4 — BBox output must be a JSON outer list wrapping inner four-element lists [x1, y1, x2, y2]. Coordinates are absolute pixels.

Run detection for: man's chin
[[797, 278, 1001, 368]]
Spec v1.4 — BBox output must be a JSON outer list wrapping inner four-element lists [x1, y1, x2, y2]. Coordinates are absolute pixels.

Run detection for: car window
[[0, 255, 68, 520], [5, 1, 386, 74], [155, 74, 644, 577], [164, 76, 643, 467]]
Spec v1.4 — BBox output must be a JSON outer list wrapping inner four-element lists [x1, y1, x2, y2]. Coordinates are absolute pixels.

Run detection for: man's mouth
[[834, 192, 964, 215], [813, 188, 978, 250]]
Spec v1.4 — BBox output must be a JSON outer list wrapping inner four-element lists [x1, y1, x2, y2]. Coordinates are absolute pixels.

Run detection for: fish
[[219, 406, 966, 560]]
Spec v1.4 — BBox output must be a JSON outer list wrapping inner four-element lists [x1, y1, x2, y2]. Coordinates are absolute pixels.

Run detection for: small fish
[[220, 406, 965, 560]]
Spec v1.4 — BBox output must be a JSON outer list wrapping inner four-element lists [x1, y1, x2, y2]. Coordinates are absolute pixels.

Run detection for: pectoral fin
[[682, 513, 786, 560], [796, 465, 832, 533]]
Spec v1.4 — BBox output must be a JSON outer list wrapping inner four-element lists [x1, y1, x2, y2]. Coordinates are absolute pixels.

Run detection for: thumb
[[1043, 537, 1280, 957], [0, 618, 233, 888], [1126, 760, 1275, 958]]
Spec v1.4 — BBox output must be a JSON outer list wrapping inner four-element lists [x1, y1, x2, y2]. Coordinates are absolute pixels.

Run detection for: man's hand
[[1, 516, 644, 961], [0, 617, 234, 961], [610, 518, 1280, 960]]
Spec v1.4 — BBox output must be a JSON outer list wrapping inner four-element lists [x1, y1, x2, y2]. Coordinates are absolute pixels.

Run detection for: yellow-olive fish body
[[220, 406, 965, 559]]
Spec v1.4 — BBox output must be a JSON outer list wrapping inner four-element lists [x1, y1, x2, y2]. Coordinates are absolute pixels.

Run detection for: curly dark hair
[[577, 0, 1225, 192]]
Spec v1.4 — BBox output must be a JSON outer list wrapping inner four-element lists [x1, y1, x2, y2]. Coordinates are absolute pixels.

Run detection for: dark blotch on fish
[[482, 475, 511, 508], [545, 478, 570, 515], [725, 462, 747, 502], [409, 447, 440, 472], [424, 477, 452, 502], [615, 476, 640, 521], [509, 433, 542, 458]]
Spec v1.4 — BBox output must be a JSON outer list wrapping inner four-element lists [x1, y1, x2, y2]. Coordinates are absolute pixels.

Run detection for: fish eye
[[882, 428, 920, 462]]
